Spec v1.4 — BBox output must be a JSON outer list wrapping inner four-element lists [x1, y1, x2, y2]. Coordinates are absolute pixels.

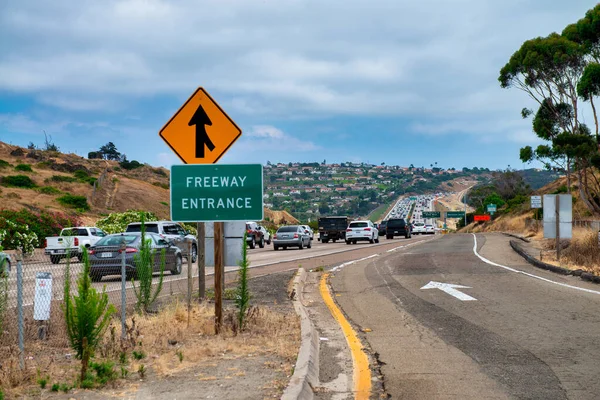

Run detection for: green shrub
[[38, 186, 62, 195], [87, 177, 97, 186], [1, 175, 36, 188], [132, 214, 165, 314], [64, 251, 116, 383], [57, 194, 90, 211], [553, 185, 568, 194], [73, 170, 89, 179], [90, 360, 117, 385], [0, 209, 81, 248], [160, 201, 168, 206], [46, 175, 76, 183], [51, 383, 59, 392], [0, 160, 10, 169], [119, 159, 143, 170], [15, 164, 33, 172], [96, 210, 159, 234]]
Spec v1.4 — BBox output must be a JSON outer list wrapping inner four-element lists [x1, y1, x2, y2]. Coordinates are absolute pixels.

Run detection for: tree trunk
[[81, 336, 90, 383], [577, 167, 598, 214], [591, 96, 600, 147], [566, 158, 572, 194]]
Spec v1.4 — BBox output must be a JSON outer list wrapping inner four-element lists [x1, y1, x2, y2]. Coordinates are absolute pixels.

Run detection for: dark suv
[[386, 218, 412, 239], [378, 220, 387, 236]]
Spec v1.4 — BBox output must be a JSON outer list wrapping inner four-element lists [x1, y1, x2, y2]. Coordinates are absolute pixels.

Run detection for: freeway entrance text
[[170, 164, 263, 222]]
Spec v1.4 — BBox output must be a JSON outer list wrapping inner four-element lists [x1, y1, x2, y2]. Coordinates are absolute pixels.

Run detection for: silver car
[[273, 225, 311, 251]]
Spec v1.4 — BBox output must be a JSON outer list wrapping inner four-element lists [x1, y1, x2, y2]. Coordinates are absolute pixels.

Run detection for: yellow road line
[[320, 273, 371, 399]]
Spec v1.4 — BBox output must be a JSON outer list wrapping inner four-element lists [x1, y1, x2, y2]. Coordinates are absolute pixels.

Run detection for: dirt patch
[[264, 209, 299, 225], [1, 271, 300, 400]]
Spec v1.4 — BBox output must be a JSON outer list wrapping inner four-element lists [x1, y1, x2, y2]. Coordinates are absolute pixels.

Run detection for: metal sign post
[[197, 222, 205, 301], [214, 222, 224, 334], [555, 195, 560, 261]]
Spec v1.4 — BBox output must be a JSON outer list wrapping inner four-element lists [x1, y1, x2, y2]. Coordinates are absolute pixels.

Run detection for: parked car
[[318, 216, 351, 243], [300, 225, 314, 240], [126, 221, 197, 262], [257, 225, 271, 245], [425, 224, 435, 234], [0, 252, 11, 277], [378, 220, 387, 236], [45, 227, 107, 264], [88, 232, 183, 282], [245, 222, 265, 249], [273, 225, 311, 250], [345, 220, 379, 244], [386, 218, 412, 239]]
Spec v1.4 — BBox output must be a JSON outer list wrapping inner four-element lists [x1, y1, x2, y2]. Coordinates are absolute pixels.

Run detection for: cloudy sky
[[0, 0, 597, 170]]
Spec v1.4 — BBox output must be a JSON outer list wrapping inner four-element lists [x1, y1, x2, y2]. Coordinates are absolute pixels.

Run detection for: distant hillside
[[0, 142, 297, 225], [0, 142, 171, 224], [518, 168, 561, 190]]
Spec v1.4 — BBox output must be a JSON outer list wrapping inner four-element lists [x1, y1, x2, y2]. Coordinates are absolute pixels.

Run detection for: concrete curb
[[503, 232, 531, 243], [281, 268, 320, 400], [509, 239, 600, 284]]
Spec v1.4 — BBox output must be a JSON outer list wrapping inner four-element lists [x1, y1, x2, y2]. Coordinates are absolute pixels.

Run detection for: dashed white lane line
[[472, 233, 600, 296], [330, 254, 379, 272]]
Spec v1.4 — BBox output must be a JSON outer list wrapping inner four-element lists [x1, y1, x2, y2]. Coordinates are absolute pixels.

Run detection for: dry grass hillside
[[0, 142, 295, 225], [462, 174, 600, 275]]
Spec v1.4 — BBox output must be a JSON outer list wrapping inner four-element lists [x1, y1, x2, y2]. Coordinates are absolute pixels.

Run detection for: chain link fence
[[0, 238, 204, 368]]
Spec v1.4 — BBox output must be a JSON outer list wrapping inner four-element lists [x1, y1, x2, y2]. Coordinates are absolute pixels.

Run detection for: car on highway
[[126, 221, 198, 262], [88, 232, 183, 282], [0, 252, 10, 277], [45, 226, 107, 264], [425, 224, 435, 234], [386, 218, 412, 239], [245, 221, 266, 249], [345, 220, 379, 244], [412, 222, 426, 235], [378, 220, 387, 236], [273, 225, 311, 250], [300, 225, 314, 240], [257, 225, 271, 245]]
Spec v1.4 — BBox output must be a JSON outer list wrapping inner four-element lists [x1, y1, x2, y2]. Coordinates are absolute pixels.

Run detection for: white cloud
[[157, 152, 180, 168], [0, 0, 596, 168], [220, 125, 320, 164]]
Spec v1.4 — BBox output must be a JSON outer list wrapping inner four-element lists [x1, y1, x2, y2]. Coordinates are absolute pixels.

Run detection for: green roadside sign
[[410, 196, 417, 200], [487, 204, 497, 212], [423, 211, 441, 218], [446, 211, 466, 218], [170, 164, 263, 222]]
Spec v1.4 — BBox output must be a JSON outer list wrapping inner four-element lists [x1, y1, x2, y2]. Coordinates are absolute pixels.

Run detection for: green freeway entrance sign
[[423, 211, 441, 218], [446, 211, 466, 218], [410, 196, 417, 200], [170, 164, 263, 222]]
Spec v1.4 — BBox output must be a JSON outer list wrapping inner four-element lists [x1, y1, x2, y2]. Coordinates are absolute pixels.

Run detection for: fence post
[[197, 222, 205, 301], [187, 239, 192, 328], [16, 252, 24, 370], [120, 239, 127, 340]]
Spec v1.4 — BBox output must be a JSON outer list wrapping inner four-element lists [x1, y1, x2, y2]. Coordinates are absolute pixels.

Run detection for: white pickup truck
[[44, 227, 107, 264]]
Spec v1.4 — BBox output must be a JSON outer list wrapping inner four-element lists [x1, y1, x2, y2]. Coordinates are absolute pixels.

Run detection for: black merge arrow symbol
[[188, 103, 215, 158]]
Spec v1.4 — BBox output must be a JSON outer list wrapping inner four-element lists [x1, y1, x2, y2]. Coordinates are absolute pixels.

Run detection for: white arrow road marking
[[421, 281, 477, 301]]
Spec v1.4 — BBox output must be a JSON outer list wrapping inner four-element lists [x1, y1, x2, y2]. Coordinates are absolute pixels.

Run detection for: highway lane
[[4, 235, 430, 308], [330, 233, 600, 399]]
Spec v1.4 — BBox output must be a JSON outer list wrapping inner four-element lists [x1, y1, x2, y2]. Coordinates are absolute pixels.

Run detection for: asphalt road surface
[[330, 233, 600, 400]]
